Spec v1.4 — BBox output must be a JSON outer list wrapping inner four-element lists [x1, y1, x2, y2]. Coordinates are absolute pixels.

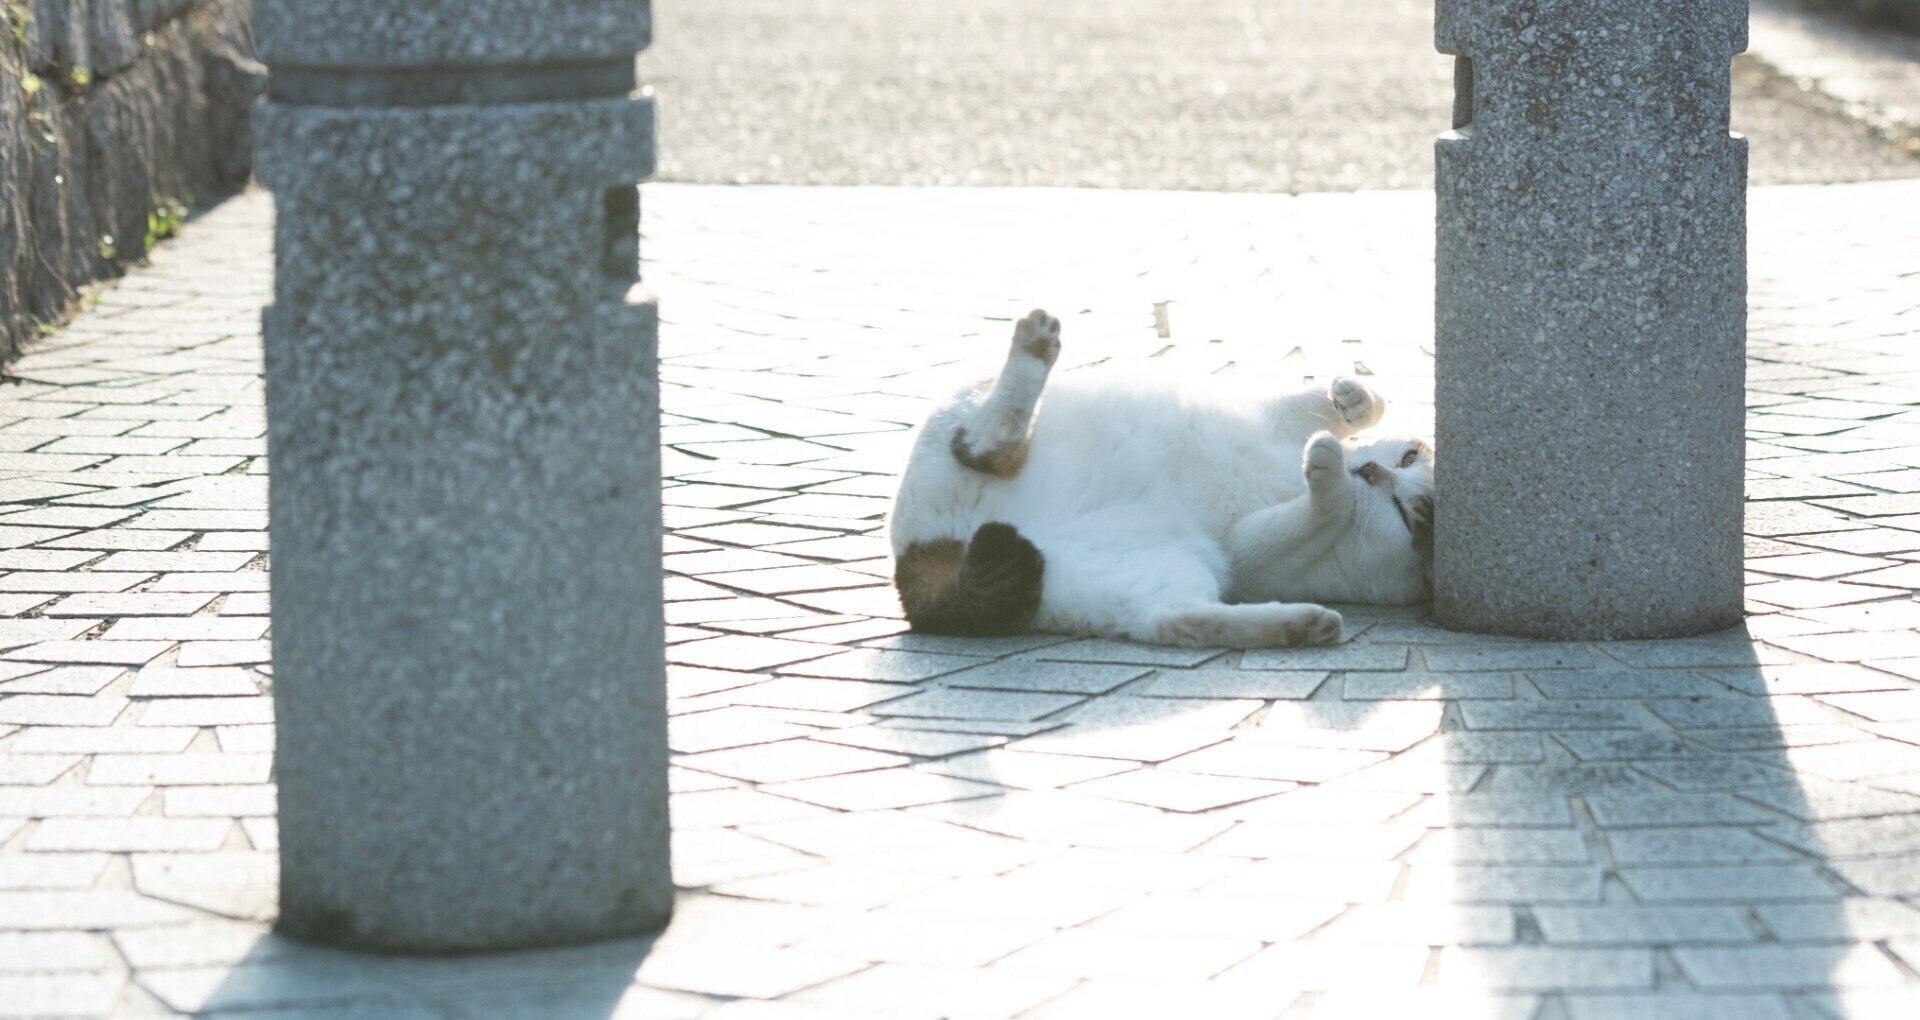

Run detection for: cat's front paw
[[1287, 607, 1344, 647], [1329, 377, 1385, 432], [1012, 308, 1061, 366], [1303, 431, 1346, 487]]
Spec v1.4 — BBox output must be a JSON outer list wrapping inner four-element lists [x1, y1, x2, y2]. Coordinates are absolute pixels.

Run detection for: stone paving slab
[[0, 180, 1918, 1016]]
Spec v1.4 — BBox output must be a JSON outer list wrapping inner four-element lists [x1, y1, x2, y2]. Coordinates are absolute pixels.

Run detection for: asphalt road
[[644, 0, 1920, 190]]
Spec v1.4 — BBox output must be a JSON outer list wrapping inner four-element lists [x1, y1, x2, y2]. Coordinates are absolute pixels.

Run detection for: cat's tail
[[894, 522, 1044, 636]]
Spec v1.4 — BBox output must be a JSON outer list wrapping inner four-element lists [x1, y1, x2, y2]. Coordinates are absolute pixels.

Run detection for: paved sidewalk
[[647, 0, 1920, 189], [1752, 0, 1920, 149], [1, 180, 1919, 1018]]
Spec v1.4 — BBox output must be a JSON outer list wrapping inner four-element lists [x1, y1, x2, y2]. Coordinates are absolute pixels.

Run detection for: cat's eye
[[1398, 450, 1419, 468]]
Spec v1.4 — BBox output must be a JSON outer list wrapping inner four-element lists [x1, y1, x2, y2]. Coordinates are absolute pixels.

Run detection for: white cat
[[888, 310, 1435, 648]]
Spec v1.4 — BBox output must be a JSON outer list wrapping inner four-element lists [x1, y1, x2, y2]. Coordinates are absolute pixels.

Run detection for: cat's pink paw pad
[[1013, 309, 1062, 366], [1306, 608, 1344, 646], [1329, 377, 1384, 429]]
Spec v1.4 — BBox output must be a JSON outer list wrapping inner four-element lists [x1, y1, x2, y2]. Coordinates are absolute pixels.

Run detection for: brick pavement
[[0, 180, 1918, 1017]]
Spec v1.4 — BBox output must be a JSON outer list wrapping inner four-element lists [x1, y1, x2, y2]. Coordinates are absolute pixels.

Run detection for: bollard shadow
[[186, 924, 666, 1018], [725, 613, 1887, 1015], [1304, 618, 1866, 1016]]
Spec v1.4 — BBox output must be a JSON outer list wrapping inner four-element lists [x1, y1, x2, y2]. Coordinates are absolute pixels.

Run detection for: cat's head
[[1344, 436, 1435, 591]]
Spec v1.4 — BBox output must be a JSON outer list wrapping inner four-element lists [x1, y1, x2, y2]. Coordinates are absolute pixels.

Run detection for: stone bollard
[[254, 1, 671, 951], [1433, 1, 1748, 640]]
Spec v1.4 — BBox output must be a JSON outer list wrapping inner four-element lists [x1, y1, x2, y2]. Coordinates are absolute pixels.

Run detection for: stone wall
[[0, 0, 260, 363]]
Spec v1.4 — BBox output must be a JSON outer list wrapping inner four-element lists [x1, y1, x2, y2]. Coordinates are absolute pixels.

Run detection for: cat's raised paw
[[1303, 431, 1345, 485], [1329, 377, 1385, 431], [1013, 309, 1062, 366]]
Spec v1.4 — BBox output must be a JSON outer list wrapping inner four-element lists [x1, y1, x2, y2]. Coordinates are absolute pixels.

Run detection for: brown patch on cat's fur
[[949, 426, 1029, 478], [895, 537, 966, 610], [895, 523, 1043, 635], [1407, 494, 1436, 593]]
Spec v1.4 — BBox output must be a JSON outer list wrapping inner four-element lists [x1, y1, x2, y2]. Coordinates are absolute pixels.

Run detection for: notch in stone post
[[255, 1, 671, 951], [1432, 0, 1749, 640], [1451, 57, 1474, 130]]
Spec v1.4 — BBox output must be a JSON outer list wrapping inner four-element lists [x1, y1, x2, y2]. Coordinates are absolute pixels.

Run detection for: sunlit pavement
[[2, 180, 1920, 1017], [645, 0, 1920, 191]]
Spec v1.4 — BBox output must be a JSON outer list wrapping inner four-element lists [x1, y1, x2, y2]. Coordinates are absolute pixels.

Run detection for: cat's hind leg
[[1038, 537, 1342, 649], [1149, 601, 1344, 649], [949, 309, 1061, 477]]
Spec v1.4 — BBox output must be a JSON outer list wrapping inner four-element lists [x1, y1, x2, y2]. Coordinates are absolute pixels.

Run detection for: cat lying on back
[[889, 310, 1434, 648]]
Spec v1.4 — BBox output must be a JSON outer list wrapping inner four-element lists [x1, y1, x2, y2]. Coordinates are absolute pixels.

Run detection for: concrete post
[[1433, 1, 1748, 640], [254, 2, 670, 951]]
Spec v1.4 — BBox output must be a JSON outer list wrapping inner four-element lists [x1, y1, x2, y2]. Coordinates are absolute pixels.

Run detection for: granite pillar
[[1433, 1, 1748, 640], [255, 1, 670, 951]]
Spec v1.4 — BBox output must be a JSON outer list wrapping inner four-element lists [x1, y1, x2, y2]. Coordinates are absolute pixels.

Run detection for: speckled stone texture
[[256, 4, 670, 952], [1433, 0, 1749, 640], [254, 0, 649, 66]]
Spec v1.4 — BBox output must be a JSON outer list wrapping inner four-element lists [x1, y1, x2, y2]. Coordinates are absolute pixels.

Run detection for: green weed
[[144, 199, 190, 251]]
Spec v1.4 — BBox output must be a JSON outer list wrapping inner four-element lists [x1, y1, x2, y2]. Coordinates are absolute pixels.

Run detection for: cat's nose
[[1357, 462, 1389, 486]]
